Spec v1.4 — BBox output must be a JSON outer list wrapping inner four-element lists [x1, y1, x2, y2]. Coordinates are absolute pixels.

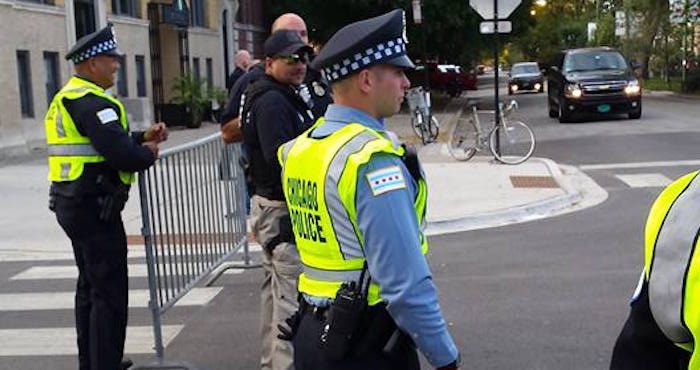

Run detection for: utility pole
[[493, 0, 501, 158]]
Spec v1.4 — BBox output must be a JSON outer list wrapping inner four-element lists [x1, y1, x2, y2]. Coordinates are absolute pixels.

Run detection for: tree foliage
[[265, 0, 537, 67]]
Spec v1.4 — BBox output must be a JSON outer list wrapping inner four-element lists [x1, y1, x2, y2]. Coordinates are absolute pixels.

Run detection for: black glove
[[277, 311, 301, 341]]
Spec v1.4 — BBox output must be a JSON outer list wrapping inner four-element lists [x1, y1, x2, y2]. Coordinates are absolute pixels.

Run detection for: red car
[[407, 63, 477, 97]]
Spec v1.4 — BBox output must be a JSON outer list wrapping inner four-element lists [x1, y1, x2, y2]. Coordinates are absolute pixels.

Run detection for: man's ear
[[357, 69, 373, 94]]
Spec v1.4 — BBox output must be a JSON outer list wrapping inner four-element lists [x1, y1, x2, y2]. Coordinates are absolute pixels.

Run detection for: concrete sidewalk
[[0, 100, 606, 261]]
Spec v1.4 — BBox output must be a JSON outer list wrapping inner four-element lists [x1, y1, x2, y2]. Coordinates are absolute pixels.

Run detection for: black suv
[[547, 47, 641, 123]]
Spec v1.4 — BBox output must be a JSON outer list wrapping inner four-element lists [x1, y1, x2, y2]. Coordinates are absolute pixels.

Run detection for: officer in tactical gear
[[45, 24, 168, 370]]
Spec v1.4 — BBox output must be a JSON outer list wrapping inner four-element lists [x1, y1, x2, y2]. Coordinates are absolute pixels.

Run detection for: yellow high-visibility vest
[[45, 76, 134, 185], [643, 170, 700, 367], [278, 120, 428, 305]]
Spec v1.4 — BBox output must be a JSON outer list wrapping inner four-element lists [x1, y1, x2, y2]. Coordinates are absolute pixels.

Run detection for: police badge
[[312, 81, 326, 97]]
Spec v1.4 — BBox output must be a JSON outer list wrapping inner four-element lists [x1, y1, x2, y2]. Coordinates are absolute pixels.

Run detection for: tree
[[265, 0, 537, 67]]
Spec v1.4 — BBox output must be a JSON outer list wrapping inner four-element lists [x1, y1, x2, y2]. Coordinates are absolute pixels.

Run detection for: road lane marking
[[0, 325, 183, 356], [11, 264, 244, 280], [0, 287, 223, 311], [615, 173, 673, 188], [580, 160, 700, 171]]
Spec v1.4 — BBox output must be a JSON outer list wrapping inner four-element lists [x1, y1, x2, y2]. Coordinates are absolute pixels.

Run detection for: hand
[[277, 311, 301, 341], [221, 118, 243, 144], [436, 353, 461, 370], [144, 122, 168, 143], [143, 141, 159, 159]]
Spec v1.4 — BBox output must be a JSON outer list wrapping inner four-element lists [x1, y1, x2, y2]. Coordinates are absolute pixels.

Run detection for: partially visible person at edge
[[243, 30, 316, 370], [219, 13, 332, 144], [226, 49, 252, 94], [45, 24, 168, 370], [610, 171, 700, 370], [276, 9, 460, 370]]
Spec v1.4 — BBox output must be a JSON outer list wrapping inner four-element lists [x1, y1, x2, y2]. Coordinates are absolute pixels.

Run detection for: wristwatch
[[437, 353, 461, 369]]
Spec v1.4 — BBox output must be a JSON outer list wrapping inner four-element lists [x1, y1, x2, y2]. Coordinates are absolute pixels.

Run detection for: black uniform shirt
[[50, 78, 155, 197], [220, 64, 266, 124], [242, 75, 314, 201]]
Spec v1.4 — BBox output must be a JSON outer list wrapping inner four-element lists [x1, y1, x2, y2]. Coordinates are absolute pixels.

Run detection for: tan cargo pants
[[250, 195, 301, 370]]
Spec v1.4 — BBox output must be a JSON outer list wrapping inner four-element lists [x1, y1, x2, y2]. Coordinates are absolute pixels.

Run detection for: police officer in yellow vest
[[45, 24, 167, 370], [610, 170, 700, 369], [277, 9, 460, 370]]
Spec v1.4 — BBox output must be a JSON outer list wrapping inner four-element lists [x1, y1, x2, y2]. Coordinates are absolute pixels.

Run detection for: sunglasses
[[275, 53, 310, 65]]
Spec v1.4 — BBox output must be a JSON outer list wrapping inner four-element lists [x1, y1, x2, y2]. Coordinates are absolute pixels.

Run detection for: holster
[[96, 175, 129, 221]]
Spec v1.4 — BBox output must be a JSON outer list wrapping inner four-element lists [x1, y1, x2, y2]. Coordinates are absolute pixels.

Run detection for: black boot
[[120, 357, 133, 370]]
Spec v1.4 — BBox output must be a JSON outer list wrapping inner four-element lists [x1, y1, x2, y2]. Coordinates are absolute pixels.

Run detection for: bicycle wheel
[[411, 112, 424, 141], [447, 117, 478, 161], [426, 115, 440, 142], [488, 120, 535, 164]]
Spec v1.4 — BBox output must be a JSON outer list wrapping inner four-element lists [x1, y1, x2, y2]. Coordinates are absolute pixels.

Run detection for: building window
[[16, 51, 34, 118], [190, 0, 206, 27], [135, 55, 146, 97], [246, 31, 254, 56], [117, 56, 128, 97], [205, 58, 213, 88], [112, 0, 138, 17], [43, 51, 61, 107], [18, 0, 55, 4], [192, 57, 201, 82], [74, 0, 96, 39]]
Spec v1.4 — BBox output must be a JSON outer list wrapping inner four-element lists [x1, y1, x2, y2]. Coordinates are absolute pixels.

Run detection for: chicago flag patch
[[366, 165, 406, 196]]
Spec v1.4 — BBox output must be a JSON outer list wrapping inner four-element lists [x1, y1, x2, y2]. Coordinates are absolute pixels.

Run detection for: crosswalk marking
[[615, 173, 673, 188], [11, 264, 245, 280], [0, 243, 261, 263], [0, 287, 223, 311], [580, 159, 700, 171], [0, 325, 183, 356]]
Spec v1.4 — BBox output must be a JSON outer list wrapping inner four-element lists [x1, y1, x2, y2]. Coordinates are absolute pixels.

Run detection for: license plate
[[597, 104, 611, 113]]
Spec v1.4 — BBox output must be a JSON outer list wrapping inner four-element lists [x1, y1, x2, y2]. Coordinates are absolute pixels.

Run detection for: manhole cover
[[510, 176, 558, 188]]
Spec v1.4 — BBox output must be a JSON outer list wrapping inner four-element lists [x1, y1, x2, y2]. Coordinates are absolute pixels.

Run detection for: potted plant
[[170, 74, 209, 128]]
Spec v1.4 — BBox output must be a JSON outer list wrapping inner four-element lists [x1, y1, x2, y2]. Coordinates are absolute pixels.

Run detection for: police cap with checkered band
[[310, 9, 415, 83], [66, 24, 123, 64]]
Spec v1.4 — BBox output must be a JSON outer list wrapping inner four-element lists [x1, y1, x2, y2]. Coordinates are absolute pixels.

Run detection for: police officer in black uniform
[[45, 25, 168, 370]]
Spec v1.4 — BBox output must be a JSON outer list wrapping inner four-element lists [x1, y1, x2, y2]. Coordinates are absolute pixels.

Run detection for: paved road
[[1, 76, 699, 369]]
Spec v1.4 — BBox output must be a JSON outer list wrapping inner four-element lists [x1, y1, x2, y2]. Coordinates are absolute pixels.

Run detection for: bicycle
[[447, 100, 535, 164], [405, 87, 439, 144]]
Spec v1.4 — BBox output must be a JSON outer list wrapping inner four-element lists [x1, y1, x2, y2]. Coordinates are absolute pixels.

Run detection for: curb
[[424, 157, 584, 236]]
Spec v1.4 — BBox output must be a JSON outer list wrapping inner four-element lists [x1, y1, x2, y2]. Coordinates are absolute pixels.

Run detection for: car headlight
[[534, 82, 542, 90], [565, 83, 582, 99], [511, 84, 519, 91], [625, 80, 641, 95]]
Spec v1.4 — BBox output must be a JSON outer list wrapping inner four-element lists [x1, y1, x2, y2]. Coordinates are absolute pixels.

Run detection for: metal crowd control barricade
[[135, 133, 259, 369]]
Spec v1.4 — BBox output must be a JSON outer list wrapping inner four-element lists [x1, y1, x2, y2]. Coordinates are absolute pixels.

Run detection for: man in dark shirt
[[45, 25, 167, 370], [242, 30, 314, 370], [226, 49, 251, 94], [219, 13, 331, 144]]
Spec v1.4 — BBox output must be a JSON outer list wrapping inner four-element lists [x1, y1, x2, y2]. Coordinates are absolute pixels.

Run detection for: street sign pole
[[493, 0, 501, 158]]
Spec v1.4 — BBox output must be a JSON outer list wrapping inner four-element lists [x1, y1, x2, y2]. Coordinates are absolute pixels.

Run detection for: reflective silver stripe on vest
[[280, 139, 297, 184], [47, 144, 100, 156], [649, 174, 700, 344], [303, 264, 363, 282], [55, 111, 66, 138], [60, 163, 71, 180], [325, 130, 378, 259]]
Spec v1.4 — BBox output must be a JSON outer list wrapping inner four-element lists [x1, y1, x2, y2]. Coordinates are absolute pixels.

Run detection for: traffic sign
[[479, 21, 512, 34], [469, 0, 522, 20]]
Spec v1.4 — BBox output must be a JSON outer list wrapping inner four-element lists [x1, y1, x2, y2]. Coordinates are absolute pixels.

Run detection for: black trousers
[[610, 281, 690, 370], [55, 197, 129, 370], [293, 308, 420, 370]]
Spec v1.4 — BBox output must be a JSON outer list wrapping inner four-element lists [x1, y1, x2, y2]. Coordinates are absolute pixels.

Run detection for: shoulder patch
[[366, 165, 406, 196], [96, 108, 118, 124]]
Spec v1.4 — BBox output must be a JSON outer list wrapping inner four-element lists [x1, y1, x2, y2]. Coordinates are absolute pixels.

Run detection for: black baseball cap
[[264, 30, 313, 58]]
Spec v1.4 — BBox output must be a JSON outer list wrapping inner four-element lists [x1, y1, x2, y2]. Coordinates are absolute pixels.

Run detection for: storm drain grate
[[510, 176, 558, 188]]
